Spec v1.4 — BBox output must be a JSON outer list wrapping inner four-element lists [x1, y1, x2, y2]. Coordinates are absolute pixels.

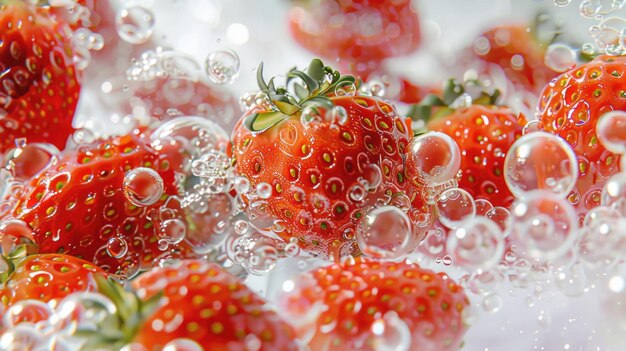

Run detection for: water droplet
[[508, 190, 578, 261], [482, 292, 503, 313], [123, 168, 164, 207], [107, 236, 128, 258], [4, 143, 60, 181], [205, 49, 240, 84], [544, 43, 577, 72], [504, 132, 578, 198], [365, 80, 385, 98], [329, 105, 348, 125], [597, 110, 626, 153], [553, 0, 571, 6], [230, 233, 280, 275], [364, 311, 411, 351], [349, 184, 366, 202], [485, 206, 510, 230], [436, 188, 476, 228], [255, 182, 272, 199], [554, 263, 587, 296], [160, 219, 187, 245], [115, 5, 155, 44], [233, 176, 251, 194], [356, 206, 414, 259], [405, 132, 461, 186], [335, 81, 357, 96], [162, 338, 204, 351], [447, 217, 505, 270]]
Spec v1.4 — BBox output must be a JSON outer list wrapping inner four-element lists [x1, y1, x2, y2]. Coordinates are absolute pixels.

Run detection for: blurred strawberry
[[289, 0, 421, 77], [0, 1, 80, 153]]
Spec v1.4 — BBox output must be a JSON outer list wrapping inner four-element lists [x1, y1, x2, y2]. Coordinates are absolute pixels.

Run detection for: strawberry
[[0, 1, 80, 153], [128, 259, 299, 351], [537, 54, 624, 216], [288, 0, 421, 77], [410, 81, 526, 208], [232, 59, 427, 259], [456, 17, 562, 98], [0, 254, 107, 316], [279, 257, 470, 351], [10, 129, 198, 277]]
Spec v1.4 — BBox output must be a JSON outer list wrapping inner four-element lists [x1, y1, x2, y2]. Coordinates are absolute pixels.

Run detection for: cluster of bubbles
[[0, 290, 204, 351], [553, 0, 626, 56]]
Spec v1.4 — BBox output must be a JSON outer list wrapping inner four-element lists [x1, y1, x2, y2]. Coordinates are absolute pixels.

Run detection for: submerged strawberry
[[537, 55, 624, 215], [10, 129, 198, 277], [280, 257, 470, 351], [128, 260, 299, 351], [0, 253, 107, 312], [232, 59, 428, 259], [0, 1, 80, 153], [288, 0, 421, 76], [410, 81, 526, 208]]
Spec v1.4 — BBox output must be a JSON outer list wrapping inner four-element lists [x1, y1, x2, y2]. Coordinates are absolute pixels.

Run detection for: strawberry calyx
[[243, 58, 358, 132], [73, 274, 163, 350], [0, 240, 39, 283], [408, 79, 501, 132]]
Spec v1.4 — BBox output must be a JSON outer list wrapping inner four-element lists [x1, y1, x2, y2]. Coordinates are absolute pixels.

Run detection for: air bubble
[[482, 292, 503, 313], [405, 132, 461, 186], [508, 190, 578, 261], [106, 236, 128, 258], [435, 188, 476, 228], [115, 5, 155, 44], [597, 110, 626, 154], [123, 168, 164, 207], [256, 183, 272, 199], [544, 43, 577, 72], [504, 132, 578, 198], [356, 206, 415, 259], [335, 81, 357, 96], [205, 49, 240, 84], [160, 219, 187, 245], [447, 217, 505, 270]]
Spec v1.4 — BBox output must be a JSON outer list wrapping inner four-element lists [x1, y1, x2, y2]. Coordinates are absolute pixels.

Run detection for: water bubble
[[447, 217, 505, 270], [553, 0, 572, 6], [3, 143, 60, 180], [508, 190, 578, 261], [435, 188, 476, 228], [449, 93, 473, 109], [356, 206, 414, 259], [106, 236, 128, 258], [335, 81, 357, 96], [255, 183, 272, 199], [523, 120, 540, 135], [123, 168, 164, 207], [597, 110, 626, 153], [485, 206, 510, 230], [544, 43, 577, 72], [115, 5, 155, 44], [230, 233, 280, 275], [233, 177, 251, 194], [475, 199, 494, 216], [504, 132, 578, 198], [482, 292, 503, 313], [405, 132, 461, 186], [205, 49, 240, 84], [160, 219, 187, 245], [364, 311, 411, 351], [365, 80, 386, 98], [162, 339, 204, 351], [329, 105, 348, 125], [422, 228, 446, 255]]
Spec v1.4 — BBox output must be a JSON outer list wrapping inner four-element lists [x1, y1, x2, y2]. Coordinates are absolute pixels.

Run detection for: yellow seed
[[323, 153, 332, 163]]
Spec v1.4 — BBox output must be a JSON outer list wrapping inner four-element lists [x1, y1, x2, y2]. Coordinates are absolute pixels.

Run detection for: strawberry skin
[[472, 24, 557, 93], [280, 257, 470, 351], [537, 55, 624, 215], [0, 1, 80, 153], [0, 253, 106, 307], [232, 94, 425, 259], [288, 0, 420, 75], [11, 130, 197, 276], [428, 105, 525, 208], [131, 259, 299, 351]]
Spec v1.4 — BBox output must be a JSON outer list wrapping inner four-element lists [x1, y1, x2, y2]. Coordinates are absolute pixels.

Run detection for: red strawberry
[[10, 129, 198, 277], [474, 24, 556, 92], [288, 0, 421, 77], [0, 254, 107, 314], [280, 257, 470, 351], [537, 54, 624, 216], [129, 259, 299, 351], [0, 1, 80, 153], [411, 81, 526, 208], [232, 59, 428, 259]]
